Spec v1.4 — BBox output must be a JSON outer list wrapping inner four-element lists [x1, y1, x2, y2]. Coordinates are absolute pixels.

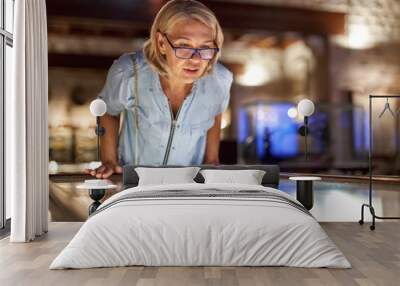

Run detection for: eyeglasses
[[163, 33, 219, 60]]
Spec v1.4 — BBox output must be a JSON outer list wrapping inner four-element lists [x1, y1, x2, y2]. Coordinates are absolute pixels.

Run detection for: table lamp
[[81, 98, 111, 215], [297, 99, 315, 161], [89, 99, 107, 161]]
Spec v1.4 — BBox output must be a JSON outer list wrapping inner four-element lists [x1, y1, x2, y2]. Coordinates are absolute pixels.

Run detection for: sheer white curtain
[[7, 0, 49, 242]]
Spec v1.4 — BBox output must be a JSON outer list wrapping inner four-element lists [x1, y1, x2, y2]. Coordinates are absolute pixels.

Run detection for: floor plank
[[0, 222, 399, 286]]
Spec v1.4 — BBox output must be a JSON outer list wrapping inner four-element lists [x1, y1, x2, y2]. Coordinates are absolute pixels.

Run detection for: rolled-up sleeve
[[98, 60, 126, 116]]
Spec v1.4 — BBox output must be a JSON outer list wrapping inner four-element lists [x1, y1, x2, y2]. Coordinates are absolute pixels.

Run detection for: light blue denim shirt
[[99, 51, 233, 166]]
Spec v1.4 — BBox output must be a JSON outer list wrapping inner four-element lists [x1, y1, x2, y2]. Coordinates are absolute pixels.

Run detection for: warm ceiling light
[[332, 23, 374, 50], [236, 63, 270, 86], [348, 24, 374, 49]]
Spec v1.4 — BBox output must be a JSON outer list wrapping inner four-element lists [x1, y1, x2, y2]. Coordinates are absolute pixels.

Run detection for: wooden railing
[[49, 172, 400, 185]]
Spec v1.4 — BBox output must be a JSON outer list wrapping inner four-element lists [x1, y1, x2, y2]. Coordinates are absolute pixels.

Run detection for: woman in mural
[[86, 0, 233, 178]]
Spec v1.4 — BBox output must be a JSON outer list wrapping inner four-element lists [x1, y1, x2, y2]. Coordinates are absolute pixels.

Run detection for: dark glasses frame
[[162, 33, 219, 60]]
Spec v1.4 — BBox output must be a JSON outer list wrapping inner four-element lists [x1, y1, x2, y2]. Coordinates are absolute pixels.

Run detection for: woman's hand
[[84, 162, 123, 179], [85, 114, 122, 179]]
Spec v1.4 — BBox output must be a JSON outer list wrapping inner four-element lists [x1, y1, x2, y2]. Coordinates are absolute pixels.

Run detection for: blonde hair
[[143, 0, 224, 77]]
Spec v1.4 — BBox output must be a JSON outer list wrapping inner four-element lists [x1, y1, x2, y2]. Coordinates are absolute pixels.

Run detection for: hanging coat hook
[[378, 97, 395, 118]]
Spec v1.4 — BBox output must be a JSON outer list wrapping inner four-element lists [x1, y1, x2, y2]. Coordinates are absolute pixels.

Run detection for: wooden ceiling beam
[[46, 0, 345, 36], [48, 53, 117, 69], [204, 1, 345, 35]]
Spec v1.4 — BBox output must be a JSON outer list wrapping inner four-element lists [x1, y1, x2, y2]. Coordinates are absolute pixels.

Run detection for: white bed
[[50, 183, 351, 269]]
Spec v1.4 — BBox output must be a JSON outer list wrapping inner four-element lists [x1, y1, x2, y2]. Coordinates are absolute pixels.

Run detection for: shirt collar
[[154, 70, 199, 99]]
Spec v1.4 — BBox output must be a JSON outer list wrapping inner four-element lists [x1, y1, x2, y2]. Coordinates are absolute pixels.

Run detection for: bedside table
[[77, 183, 117, 215], [289, 176, 321, 210]]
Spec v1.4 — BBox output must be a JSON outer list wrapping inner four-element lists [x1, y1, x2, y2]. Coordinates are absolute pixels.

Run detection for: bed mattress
[[50, 183, 351, 269]]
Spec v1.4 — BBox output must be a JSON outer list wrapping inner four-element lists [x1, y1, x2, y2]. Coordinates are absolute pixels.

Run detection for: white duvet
[[50, 183, 351, 269]]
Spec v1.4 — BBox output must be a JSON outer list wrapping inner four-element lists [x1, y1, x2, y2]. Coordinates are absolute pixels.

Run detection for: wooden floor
[[0, 222, 399, 286]]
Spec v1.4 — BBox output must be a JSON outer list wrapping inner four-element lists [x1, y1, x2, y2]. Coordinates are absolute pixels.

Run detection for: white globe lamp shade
[[90, 99, 107, 117], [297, 99, 315, 117]]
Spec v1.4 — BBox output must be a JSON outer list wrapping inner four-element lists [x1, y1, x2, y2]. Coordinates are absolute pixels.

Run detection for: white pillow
[[135, 167, 200, 186], [200, 169, 266, 185]]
